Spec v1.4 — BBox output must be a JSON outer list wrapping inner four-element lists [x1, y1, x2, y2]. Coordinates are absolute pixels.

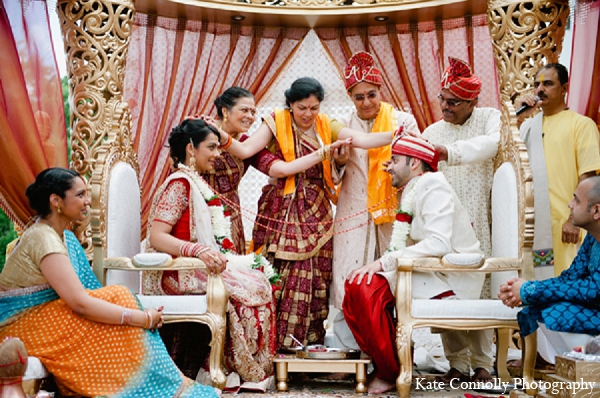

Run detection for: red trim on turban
[[344, 52, 383, 91], [391, 135, 439, 171], [440, 57, 481, 101]]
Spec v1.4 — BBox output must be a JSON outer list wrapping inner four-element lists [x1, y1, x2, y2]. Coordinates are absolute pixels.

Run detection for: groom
[[342, 135, 484, 394]]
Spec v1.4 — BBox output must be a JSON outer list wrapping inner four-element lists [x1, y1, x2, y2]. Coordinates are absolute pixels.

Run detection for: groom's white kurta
[[378, 172, 484, 298]]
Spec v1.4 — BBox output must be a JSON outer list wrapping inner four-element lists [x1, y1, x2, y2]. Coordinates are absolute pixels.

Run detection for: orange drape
[[315, 15, 501, 133], [0, 0, 68, 229], [123, 15, 308, 236]]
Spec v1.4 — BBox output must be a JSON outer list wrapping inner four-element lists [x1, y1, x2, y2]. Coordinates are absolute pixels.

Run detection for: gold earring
[[57, 206, 62, 214], [223, 113, 228, 124], [188, 154, 196, 168]]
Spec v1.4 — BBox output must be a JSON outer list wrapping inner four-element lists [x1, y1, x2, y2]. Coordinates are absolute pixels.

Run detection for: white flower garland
[[388, 174, 426, 252], [178, 164, 231, 242], [177, 164, 280, 285]]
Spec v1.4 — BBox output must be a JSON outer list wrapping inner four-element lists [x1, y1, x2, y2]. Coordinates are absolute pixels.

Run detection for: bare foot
[[472, 368, 493, 383], [367, 377, 395, 394], [435, 367, 470, 383]]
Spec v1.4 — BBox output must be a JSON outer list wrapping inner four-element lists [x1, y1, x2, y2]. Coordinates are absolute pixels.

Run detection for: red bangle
[[220, 134, 233, 149]]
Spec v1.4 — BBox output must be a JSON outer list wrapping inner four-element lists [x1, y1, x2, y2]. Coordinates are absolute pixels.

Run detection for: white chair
[[89, 141, 228, 389], [393, 105, 537, 397]]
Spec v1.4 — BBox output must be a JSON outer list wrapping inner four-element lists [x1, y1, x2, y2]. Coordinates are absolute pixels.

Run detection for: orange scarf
[[274, 109, 337, 204], [367, 102, 397, 224]]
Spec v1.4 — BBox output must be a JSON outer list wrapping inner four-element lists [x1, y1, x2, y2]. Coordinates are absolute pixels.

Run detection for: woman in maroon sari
[[200, 87, 256, 254], [208, 77, 395, 350]]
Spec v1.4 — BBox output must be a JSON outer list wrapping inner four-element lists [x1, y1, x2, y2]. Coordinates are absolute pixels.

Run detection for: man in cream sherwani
[[332, 51, 420, 349], [421, 57, 500, 384], [343, 135, 484, 394]]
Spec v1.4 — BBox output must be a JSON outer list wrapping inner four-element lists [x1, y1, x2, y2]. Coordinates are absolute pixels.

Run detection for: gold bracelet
[[121, 308, 132, 326], [144, 309, 152, 329], [317, 147, 325, 161], [321, 145, 331, 160]]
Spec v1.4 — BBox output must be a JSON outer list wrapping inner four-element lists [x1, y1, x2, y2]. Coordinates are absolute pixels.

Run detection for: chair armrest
[[104, 257, 136, 269], [396, 257, 522, 273]]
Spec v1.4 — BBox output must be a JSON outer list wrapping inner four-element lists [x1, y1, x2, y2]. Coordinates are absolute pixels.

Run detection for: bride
[[144, 118, 278, 391]]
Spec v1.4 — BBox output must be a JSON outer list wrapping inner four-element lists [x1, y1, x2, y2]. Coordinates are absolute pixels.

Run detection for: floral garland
[[177, 164, 281, 286], [387, 174, 426, 252]]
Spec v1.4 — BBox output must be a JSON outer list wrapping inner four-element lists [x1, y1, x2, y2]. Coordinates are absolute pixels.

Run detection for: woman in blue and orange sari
[[207, 77, 397, 350], [0, 167, 217, 398]]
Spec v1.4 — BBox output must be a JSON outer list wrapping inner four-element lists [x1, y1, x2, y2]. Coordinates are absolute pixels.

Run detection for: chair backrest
[[490, 162, 520, 295], [106, 162, 141, 258], [90, 139, 142, 286]]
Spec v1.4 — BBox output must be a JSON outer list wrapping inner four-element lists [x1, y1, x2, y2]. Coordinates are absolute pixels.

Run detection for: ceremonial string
[[205, 183, 403, 238]]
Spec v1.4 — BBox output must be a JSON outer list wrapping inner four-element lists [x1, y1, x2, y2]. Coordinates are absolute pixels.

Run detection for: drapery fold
[[568, 0, 600, 128], [123, 14, 308, 235], [315, 15, 501, 133], [0, 0, 67, 229]]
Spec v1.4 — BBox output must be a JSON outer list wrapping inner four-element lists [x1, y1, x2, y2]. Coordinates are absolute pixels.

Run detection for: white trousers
[[537, 323, 593, 364], [440, 329, 494, 375]]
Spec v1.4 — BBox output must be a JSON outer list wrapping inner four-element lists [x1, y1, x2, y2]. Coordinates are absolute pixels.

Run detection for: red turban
[[391, 135, 439, 171], [344, 52, 383, 91], [440, 57, 481, 101]]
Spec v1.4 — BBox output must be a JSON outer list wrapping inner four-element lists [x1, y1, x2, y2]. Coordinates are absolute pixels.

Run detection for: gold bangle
[[144, 309, 152, 329], [121, 308, 132, 326]]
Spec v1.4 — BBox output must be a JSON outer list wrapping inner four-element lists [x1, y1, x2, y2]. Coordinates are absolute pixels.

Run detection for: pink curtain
[[316, 15, 500, 132], [568, 1, 600, 128], [0, 0, 68, 228], [123, 14, 308, 235]]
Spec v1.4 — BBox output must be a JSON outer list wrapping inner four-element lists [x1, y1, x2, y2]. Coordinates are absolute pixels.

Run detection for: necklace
[[387, 174, 426, 252], [176, 164, 281, 285], [177, 164, 234, 251]]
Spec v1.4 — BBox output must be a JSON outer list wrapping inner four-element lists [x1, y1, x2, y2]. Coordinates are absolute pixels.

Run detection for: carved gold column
[[57, 0, 136, 255], [486, 0, 570, 104]]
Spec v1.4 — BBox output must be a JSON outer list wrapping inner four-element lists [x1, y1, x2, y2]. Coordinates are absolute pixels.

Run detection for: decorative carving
[[227, 0, 420, 6], [486, 0, 570, 104], [57, 0, 135, 256], [494, 102, 534, 258]]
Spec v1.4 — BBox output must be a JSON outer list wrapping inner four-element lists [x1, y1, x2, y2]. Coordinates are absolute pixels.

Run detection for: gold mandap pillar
[[56, 0, 137, 255], [486, 0, 570, 104]]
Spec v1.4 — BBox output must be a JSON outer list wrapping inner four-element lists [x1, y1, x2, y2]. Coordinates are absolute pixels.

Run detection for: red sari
[[144, 172, 276, 390]]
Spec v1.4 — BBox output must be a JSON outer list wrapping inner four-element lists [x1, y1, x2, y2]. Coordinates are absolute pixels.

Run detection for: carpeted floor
[[233, 373, 514, 397]]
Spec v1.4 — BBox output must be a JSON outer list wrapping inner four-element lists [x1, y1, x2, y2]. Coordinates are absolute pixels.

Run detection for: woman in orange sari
[[0, 168, 217, 398]]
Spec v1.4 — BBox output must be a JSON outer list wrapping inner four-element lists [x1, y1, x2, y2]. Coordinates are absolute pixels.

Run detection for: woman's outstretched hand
[[332, 138, 351, 166]]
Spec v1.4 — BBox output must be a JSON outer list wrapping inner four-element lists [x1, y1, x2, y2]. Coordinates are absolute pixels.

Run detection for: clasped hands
[[498, 277, 525, 308]]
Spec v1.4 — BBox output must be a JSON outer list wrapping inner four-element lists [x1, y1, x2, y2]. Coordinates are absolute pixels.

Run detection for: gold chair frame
[[89, 132, 228, 389], [394, 103, 537, 397]]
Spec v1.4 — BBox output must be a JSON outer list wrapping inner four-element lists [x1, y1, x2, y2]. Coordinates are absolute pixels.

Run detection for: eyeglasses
[[352, 92, 378, 102], [437, 94, 465, 107]]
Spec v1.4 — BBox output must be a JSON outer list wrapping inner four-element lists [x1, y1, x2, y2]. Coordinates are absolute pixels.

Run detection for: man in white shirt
[[343, 135, 483, 394]]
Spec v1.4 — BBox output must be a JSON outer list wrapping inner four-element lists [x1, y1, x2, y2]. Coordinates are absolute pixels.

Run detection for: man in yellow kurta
[[518, 63, 600, 276]]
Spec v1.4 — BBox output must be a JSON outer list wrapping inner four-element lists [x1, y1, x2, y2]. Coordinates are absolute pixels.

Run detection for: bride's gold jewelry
[[188, 138, 196, 168]]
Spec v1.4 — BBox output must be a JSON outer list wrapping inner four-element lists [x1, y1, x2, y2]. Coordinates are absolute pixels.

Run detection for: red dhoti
[[343, 274, 398, 383]]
